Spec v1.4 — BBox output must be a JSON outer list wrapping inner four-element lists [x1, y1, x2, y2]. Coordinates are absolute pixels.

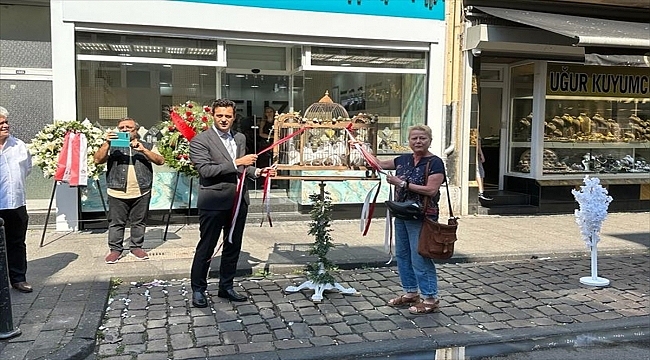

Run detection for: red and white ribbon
[[360, 180, 382, 236], [54, 131, 88, 186], [226, 126, 309, 241], [260, 172, 273, 227], [344, 123, 386, 236]]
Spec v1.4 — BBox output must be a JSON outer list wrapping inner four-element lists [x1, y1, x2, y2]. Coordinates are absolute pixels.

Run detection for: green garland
[[306, 192, 336, 285]]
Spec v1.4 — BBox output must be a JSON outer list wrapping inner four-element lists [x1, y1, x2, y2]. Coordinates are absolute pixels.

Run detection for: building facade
[[2, 0, 449, 231], [1, 0, 647, 231]]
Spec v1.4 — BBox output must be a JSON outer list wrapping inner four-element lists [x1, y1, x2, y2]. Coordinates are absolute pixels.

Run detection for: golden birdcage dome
[[304, 91, 349, 122]]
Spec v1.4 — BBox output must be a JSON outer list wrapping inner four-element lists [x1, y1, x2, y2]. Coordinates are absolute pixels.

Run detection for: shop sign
[[547, 63, 649, 97], [172, 0, 444, 20]]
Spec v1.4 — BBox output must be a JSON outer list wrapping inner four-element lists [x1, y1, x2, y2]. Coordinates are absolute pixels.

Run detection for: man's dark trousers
[[0, 206, 29, 285], [191, 204, 248, 293], [107, 192, 151, 251]]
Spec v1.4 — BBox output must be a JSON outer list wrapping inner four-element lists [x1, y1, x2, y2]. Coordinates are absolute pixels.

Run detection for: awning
[[476, 6, 650, 49]]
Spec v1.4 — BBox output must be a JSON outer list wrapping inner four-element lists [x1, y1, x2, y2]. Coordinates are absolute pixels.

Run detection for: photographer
[[94, 118, 164, 264]]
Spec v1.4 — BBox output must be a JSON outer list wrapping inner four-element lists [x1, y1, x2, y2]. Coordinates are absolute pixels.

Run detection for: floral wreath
[[28, 119, 106, 181], [157, 101, 213, 177]]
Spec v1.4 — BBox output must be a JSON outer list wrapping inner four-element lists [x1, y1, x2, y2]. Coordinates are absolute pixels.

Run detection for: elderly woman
[[369, 125, 445, 314]]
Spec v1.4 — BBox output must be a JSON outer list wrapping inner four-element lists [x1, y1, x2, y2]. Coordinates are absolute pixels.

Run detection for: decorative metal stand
[[163, 173, 195, 241], [39, 180, 108, 247], [285, 263, 358, 302], [284, 182, 358, 302]]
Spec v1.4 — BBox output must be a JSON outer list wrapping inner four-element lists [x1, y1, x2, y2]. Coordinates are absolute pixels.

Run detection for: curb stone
[[203, 316, 650, 360]]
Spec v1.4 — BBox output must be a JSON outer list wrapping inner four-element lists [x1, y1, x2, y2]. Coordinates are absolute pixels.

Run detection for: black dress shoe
[[12, 282, 33, 293], [217, 288, 247, 302], [192, 291, 208, 308]]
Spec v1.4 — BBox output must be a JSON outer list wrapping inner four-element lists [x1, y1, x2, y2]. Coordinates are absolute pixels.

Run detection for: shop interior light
[[133, 45, 163, 53], [311, 54, 333, 60], [235, 74, 245, 78], [77, 42, 110, 51], [186, 48, 216, 56], [370, 57, 395, 64], [122, 63, 133, 66], [166, 47, 186, 54], [109, 44, 132, 52], [326, 55, 352, 62], [347, 56, 376, 62], [390, 58, 420, 64], [341, 63, 351, 66], [251, 85, 259, 88], [163, 64, 172, 68]]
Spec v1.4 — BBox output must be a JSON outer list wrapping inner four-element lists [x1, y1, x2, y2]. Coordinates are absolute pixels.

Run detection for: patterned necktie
[[222, 133, 236, 159]]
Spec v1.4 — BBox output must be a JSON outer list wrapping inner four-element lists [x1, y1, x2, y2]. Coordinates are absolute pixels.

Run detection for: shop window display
[[509, 62, 649, 176]]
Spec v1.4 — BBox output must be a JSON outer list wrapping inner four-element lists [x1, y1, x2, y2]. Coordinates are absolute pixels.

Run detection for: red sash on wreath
[[54, 131, 88, 186]]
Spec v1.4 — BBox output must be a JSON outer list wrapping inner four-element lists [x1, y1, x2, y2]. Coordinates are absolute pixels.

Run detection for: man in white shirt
[[0, 106, 33, 293]]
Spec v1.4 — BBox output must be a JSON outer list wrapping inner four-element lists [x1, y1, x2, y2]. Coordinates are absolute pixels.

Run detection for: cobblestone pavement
[[94, 253, 649, 360]]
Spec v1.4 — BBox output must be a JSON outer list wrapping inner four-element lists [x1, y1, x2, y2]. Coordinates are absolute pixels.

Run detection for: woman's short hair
[[408, 124, 432, 139], [0, 106, 8, 118]]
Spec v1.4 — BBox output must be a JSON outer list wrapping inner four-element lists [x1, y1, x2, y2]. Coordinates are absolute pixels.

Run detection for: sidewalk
[[1, 212, 649, 359]]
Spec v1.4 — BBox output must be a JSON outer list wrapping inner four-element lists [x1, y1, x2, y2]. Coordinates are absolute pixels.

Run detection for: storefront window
[[76, 60, 218, 213], [295, 71, 426, 154], [76, 61, 217, 130], [542, 63, 650, 175]]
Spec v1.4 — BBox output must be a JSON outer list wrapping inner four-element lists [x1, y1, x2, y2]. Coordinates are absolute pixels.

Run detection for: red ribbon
[[170, 111, 197, 141]]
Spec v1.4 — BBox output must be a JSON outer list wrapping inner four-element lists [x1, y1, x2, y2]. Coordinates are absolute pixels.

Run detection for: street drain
[[118, 249, 195, 262]]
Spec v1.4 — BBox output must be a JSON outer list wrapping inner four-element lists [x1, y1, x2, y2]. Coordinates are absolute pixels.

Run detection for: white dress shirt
[[213, 125, 238, 169], [0, 135, 33, 210]]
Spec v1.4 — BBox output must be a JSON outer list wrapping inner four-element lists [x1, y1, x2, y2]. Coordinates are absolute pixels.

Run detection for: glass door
[[221, 72, 290, 191]]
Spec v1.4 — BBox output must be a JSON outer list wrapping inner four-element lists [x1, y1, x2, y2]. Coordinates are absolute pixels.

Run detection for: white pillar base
[[580, 276, 610, 287]]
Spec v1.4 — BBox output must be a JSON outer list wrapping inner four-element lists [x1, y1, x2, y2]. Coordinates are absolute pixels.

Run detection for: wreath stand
[[39, 179, 109, 247], [284, 180, 359, 302], [162, 172, 194, 242]]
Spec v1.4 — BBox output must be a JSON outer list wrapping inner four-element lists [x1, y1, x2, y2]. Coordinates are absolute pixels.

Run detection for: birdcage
[[272, 92, 378, 171]]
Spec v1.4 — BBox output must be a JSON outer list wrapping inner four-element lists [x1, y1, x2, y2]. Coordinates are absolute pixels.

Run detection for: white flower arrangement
[[571, 175, 613, 247], [28, 119, 106, 181]]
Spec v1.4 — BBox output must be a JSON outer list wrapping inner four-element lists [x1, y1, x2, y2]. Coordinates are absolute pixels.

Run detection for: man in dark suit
[[189, 99, 275, 308]]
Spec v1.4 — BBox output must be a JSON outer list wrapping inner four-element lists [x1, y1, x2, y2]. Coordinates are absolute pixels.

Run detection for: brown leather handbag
[[417, 170, 458, 260]]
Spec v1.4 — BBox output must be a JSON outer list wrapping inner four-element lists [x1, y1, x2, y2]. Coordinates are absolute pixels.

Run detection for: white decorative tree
[[571, 176, 613, 287]]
